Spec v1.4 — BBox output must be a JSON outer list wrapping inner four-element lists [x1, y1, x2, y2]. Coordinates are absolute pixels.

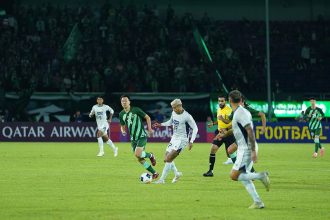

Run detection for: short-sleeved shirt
[[217, 105, 232, 130], [232, 106, 253, 151], [119, 106, 148, 141], [304, 106, 324, 130], [90, 104, 114, 129]]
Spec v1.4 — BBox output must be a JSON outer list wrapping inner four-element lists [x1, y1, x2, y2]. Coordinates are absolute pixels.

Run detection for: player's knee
[[134, 152, 141, 158], [230, 172, 239, 181], [314, 136, 320, 143]]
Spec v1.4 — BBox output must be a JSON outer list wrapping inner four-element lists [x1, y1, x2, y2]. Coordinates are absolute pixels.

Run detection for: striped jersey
[[119, 107, 147, 141], [304, 107, 324, 130]]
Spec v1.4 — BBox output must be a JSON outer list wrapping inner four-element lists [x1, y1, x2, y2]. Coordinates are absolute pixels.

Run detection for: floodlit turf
[[0, 142, 329, 220]]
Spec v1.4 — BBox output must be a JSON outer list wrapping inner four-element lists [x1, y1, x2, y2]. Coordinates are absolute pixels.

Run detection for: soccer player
[[203, 94, 236, 177], [228, 90, 270, 209], [119, 95, 159, 179], [89, 96, 118, 157], [304, 97, 325, 158], [152, 99, 198, 184]]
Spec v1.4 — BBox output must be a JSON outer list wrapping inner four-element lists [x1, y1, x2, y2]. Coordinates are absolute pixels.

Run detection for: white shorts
[[246, 142, 258, 172], [166, 137, 188, 154], [233, 148, 253, 172], [98, 125, 109, 136]]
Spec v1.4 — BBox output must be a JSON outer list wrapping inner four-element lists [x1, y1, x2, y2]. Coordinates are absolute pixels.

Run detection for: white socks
[[159, 162, 181, 181], [171, 162, 179, 176], [238, 172, 263, 181], [241, 180, 262, 203], [106, 139, 116, 150], [97, 137, 104, 153]]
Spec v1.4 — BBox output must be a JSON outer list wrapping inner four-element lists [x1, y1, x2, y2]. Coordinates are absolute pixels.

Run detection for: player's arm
[[303, 108, 311, 121], [318, 107, 325, 121], [218, 114, 231, 124], [258, 111, 267, 134], [107, 106, 114, 123], [187, 114, 199, 150], [119, 113, 127, 135], [144, 114, 153, 136], [153, 115, 172, 128], [245, 124, 257, 162], [89, 107, 95, 118]]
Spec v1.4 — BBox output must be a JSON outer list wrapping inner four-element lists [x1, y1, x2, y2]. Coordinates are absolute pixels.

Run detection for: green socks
[[143, 161, 155, 174]]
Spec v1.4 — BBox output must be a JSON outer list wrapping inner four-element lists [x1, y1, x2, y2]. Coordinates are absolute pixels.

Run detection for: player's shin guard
[[230, 152, 237, 163], [314, 136, 320, 153], [106, 139, 116, 150], [97, 137, 104, 153], [241, 180, 262, 203], [141, 151, 151, 158], [143, 161, 155, 174], [159, 162, 172, 181], [209, 153, 216, 171]]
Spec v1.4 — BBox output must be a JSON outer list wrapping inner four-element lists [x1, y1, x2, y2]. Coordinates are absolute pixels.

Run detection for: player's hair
[[218, 94, 227, 99], [229, 90, 242, 103], [309, 97, 316, 101], [120, 94, 131, 101], [97, 96, 104, 99], [171, 99, 182, 106]]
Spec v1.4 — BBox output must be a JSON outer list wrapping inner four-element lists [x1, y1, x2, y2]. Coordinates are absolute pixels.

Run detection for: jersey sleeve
[[135, 107, 147, 118], [187, 113, 198, 143], [246, 106, 260, 117], [318, 107, 325, 117], [236, 109, 252, 128], [304, 107, 311, 119], [106, 105, 114, 114]]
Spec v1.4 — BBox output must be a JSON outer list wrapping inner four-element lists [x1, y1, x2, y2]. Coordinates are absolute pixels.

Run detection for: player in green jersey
[[304, 98, 325, 158], [119, 95, 159, 179]]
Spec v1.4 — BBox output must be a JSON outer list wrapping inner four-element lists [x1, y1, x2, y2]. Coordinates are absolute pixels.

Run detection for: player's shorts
[[131, 136, 147, 152], [233, 148, 253, 172], [98, 125, 109, 136], [166, 137, 188, 154], [246, 142, 258, 172], [212, 129, 235, 149], [309, 128, 321, 137]]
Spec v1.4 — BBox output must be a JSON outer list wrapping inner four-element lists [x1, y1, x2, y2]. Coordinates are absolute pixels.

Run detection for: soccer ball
[[140, 172, 152, 184]]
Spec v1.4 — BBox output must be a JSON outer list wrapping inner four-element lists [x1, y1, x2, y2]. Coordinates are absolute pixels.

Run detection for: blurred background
[[1, 0, 329, 124]]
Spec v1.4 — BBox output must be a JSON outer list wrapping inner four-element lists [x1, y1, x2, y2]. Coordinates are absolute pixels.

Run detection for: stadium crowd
[[1, 2, 330, 96]]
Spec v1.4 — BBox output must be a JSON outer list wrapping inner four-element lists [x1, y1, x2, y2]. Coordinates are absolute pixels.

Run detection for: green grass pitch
[[0, 142, 329, 220]]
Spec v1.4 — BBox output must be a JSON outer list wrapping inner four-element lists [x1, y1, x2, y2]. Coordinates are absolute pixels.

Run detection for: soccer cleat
[[260, 172, 270, 191], [203, 170, 214, 177], [172, 172, 183, 183], [149, 153, 157, 166], [153, 179, 165, 184], [320, 148, 325, 157], [97, 152, 104, 157], [248, 202, 265, 209], [114, 147, 118, 157], [312, 152, 318, 158], [152, 172, 159, 179], [223, 158, 233, 165]]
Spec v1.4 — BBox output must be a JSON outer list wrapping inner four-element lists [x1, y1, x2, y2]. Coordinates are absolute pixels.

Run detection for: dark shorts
[[131, 136, 147, 152], [212, 129, 236, 150]]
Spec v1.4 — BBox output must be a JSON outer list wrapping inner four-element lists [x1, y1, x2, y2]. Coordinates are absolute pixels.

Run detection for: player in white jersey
[[152, 99, 198, 183], [89, 96, 118, 157], [228, 90, 270, 209]]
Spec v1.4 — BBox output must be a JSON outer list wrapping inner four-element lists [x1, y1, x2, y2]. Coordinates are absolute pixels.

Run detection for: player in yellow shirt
[[203, 94, 236, 177]]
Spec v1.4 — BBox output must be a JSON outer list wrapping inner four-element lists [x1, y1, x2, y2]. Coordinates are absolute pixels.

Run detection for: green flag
[[63, 23, 82, 62]]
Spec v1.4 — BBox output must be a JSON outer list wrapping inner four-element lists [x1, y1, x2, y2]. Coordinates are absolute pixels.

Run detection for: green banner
[[210, 100, 330, 118]]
